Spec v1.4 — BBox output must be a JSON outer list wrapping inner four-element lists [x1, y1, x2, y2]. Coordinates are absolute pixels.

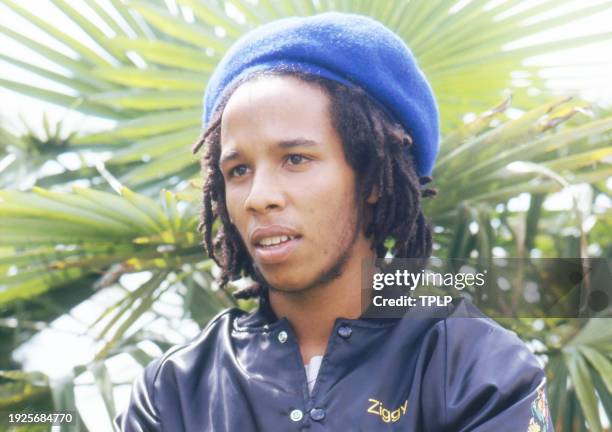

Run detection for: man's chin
[[262, 266, 343, 295], [254, 249, 350, 294], [262, 275, 314, 294]]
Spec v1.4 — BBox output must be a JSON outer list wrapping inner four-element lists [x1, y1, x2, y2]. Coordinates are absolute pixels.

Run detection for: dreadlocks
[[193, 71, 437, 299]]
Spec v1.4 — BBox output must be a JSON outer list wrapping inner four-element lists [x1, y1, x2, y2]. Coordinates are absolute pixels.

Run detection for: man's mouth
[[249, 225, 302, 264], [253, 235, 302, 264], [256, 235, 297, 248]]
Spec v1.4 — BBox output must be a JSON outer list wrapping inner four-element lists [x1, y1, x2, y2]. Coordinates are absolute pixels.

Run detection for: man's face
[[219, 75, 373, 292]]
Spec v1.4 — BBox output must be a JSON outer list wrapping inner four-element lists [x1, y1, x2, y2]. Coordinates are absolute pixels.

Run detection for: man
[[116, 13, 552, 431]]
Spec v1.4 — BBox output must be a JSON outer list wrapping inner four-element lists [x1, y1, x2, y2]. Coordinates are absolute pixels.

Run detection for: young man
[[116, 13, 552, 432]]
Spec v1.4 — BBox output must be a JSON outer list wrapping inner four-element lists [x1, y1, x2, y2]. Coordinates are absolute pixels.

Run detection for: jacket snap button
[[278, 330, 288, 343], [309, 408, 326, 421], [337, 325, 352, 339], [289, 409, 303, 422]]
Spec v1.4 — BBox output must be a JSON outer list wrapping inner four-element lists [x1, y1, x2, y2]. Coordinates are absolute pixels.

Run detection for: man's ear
[[367, 185, 380, 204]]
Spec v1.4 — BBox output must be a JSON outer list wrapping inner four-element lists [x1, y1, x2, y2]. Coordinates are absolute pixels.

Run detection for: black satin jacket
[[115, 294, 553, 431]]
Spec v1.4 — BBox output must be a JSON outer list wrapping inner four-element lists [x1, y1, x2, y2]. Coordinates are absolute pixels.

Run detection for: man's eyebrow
[[219, 150, 240, 167], [219, 139, 320, 167], [219, 138, 319, 166], [277, 138, 320, 149]]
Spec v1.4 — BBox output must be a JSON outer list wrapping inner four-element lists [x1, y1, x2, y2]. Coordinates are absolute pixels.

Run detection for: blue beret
[[203, 12, 439, 177]]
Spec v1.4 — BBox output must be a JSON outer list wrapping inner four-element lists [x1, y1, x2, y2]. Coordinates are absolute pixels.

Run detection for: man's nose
[[244, 167, 285, 214]]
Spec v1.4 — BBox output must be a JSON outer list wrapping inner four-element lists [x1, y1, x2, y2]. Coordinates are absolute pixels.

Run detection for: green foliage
[[0, 1, 610, 430]]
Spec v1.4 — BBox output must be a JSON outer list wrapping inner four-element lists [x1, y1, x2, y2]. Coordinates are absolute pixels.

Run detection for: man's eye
[[229, 165, 248, 177], [286, 154, 308, 165]]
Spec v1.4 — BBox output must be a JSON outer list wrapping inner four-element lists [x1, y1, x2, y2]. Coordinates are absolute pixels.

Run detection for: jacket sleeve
[[114, 358, 162, 432], [441, 317, 554, 432]]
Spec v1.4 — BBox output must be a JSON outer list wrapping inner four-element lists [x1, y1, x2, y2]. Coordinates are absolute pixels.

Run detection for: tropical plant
[[0, 0, 610, 431]]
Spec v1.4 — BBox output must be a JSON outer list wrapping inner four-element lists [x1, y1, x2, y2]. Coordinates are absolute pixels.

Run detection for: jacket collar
[[234, 287, 400, 331], [234, 288, 279, 329]]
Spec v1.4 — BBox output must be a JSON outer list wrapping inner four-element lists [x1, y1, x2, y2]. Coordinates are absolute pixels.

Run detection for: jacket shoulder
[[114, 307, 244, 431], [430, 301, 549, 431], [152, 307, 244, 380], [442, 300, 540, 368]]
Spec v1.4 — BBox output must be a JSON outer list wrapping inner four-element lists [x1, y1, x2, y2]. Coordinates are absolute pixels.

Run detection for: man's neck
[[267, 251, 374, 364]]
